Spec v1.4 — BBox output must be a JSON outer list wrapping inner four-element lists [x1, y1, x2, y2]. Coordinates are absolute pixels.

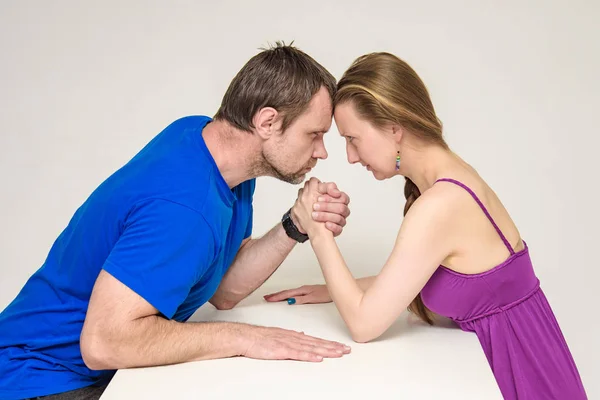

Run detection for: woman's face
[[334, 102, 399, 181]]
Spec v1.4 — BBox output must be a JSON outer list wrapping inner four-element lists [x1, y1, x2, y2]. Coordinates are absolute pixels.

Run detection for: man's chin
[[267, 165, 313, 185], [268, 171, 305, 185], [278, 167, 314, 184], [286, 173, 307, 185]]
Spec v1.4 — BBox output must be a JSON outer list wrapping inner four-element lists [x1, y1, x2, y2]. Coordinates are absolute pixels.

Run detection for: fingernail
[[312, 212, 318, 218], [336, 349, 343, 354], [318, 197, 325, 202], [287, 298, 296, 305], [313, 203, 320, 210]]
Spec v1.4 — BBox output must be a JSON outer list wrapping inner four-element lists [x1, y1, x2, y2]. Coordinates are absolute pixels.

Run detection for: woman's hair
[[334, 52, 448, 325]]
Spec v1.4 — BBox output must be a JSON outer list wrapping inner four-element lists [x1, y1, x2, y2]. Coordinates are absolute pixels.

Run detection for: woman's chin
[[371, 170, 385, 181], [371, 169, 394, 181]]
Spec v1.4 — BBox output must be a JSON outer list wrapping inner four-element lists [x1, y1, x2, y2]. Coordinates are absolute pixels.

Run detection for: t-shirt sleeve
[[102, 198, 216, 319]]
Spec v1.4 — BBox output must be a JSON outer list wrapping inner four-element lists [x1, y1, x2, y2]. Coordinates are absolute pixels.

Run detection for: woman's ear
[[392, 125, 404, 144]]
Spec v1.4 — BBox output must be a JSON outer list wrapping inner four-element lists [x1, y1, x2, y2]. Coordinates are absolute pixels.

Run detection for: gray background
[[0, 0, 597, 396]]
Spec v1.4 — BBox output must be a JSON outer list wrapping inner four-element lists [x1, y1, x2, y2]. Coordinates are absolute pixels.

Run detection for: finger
[[295, 334, 351, 353], [336, 191, 350, 205], [295, 336, 349, 352], [263, 287, 307, 302], [301, 182, 318, 201], [311, 212, 346, 227], [317, 182, 336, 195], [316, 182, 340, 197], [326, 221, 343, 236], [283, 294, 323, 305], [317, 182, 328, 195], [317, 192, 350, 205], [289, 330, 349, 348], [315, 194, 335, 203], [313, 202, 350, 218], [326, 184, 341, 198], [311, 179, 323, 193], [282, 349, 323, 362], [290, 295, 320, 305], [291, 342, 344, 358]]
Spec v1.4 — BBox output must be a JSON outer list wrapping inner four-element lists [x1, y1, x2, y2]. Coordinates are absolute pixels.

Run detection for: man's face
[[262, 86, 333, 184]]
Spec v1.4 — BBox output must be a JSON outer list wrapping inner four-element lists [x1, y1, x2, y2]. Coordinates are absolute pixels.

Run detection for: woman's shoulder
[[411, 180, 467, 215], [403, 179, 483, 237], [402, 185, 460, 234], [397, 184, 465, 258]]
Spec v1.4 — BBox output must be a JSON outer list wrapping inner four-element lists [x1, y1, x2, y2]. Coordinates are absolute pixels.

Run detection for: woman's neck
[[400, 143, 466, 194]]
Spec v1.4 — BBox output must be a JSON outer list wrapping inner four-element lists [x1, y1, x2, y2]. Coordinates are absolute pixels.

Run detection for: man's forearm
[[211, 223, 297, 308], [82, 317, 250, 370]]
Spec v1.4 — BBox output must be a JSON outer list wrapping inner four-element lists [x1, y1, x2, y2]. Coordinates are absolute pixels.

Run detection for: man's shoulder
[[166, 115, 212, 130], [102, 115, 216, 210]]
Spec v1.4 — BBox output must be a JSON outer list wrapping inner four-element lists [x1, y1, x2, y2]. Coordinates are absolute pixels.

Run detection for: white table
[[100, 279, 502, 399]]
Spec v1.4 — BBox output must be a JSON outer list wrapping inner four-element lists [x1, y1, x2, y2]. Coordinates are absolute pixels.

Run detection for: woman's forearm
[[310, 232, 366, 340]]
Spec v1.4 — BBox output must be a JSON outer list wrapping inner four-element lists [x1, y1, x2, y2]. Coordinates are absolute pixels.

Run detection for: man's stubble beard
[[252, 148, 307, 185]]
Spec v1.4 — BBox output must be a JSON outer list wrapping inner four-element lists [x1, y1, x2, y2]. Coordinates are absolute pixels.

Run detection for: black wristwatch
[[281, 208, 309, 243]]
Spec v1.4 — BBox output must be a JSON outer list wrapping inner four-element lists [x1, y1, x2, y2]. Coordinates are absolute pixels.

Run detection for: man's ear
[[253, 107, 280, 140]]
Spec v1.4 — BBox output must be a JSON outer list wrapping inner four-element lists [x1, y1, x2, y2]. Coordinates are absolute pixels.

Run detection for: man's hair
[[214, 41, 336, 132]]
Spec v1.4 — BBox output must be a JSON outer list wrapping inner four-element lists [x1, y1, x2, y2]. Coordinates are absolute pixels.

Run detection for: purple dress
[[421, 178, 587, 399]]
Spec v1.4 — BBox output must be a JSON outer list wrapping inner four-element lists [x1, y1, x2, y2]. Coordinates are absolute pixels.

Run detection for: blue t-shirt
[[0, 116, 255, 399]]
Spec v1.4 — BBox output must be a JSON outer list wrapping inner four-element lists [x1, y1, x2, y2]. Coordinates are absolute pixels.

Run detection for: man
[[0, 43, 351, 400]]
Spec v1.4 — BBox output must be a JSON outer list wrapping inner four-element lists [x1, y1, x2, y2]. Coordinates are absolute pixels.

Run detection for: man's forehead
[[298, 102, 331, 130], [313, 114, 333, 132], [296, 88, 333, 131], [314, 102, 334, 131]]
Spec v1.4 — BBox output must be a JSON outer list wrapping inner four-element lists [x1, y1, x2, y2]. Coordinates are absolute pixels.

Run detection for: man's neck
[[202, 120, 262, 188]]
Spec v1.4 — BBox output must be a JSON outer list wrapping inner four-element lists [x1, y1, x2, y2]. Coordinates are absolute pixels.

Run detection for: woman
[[264, 53, 587, 399]]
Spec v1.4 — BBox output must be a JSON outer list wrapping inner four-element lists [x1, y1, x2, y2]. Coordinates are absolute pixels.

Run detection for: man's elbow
[[211, 298, 238, 310], [80, 327, 121, 370], [210, 292, 244, 310]]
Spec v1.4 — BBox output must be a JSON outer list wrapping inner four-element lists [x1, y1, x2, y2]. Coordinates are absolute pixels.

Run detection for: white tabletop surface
[[100, 279, 502, 399]]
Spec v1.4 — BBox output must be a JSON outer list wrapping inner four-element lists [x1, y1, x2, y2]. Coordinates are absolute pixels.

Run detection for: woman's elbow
[[349, 326, 379, 343], [351, 334, 373, 344]]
